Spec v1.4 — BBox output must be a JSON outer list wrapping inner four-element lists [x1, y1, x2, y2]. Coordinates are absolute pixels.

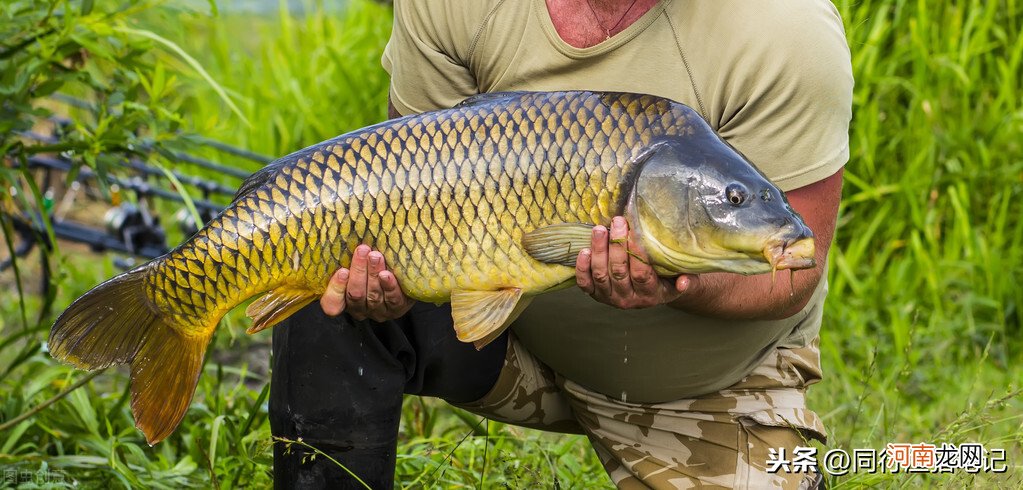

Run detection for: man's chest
[[468, 17, 703, 118]]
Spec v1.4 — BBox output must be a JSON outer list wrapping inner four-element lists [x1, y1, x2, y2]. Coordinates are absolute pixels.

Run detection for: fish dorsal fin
[[522, 223, 595, 267], [451, 288, 524, 349], [456, 91, 532, 109], [245, 286, 318, 334], [232, 161, 284, 202]]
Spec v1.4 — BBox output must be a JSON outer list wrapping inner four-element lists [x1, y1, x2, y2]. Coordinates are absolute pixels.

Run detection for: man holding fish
[[269, 0, 853, 488]]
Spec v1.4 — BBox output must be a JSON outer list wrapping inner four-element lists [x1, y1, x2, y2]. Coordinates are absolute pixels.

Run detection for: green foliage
[[0, 0, 269, 487], [0, 0, 1021, 488], [159, 0, 393, 156], [0, 0, 182, 336], [819, 0, 1023, 487], [0, 0, 190, 178]]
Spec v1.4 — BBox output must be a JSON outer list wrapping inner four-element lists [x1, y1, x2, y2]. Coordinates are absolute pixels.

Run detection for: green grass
[[1, 0, 1022, 488], [812, 0, 1023, 486]]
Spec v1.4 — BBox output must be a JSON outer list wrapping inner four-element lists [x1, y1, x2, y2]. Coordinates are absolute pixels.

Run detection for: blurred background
[[0, 0, 1020, 487]]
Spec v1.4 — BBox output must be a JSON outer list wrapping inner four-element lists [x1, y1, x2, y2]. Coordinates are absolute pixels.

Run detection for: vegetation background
[[0, 0, 1020, 487]]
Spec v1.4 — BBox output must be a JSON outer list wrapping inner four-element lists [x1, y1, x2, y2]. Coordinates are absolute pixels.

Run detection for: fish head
[[627, 135, 815, 276]]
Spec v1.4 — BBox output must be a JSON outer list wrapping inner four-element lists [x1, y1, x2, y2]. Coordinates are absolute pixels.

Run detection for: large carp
[[49, 91, 815, 444]]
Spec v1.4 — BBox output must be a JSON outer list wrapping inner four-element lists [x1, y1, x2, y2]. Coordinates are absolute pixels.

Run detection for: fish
[[47, 91, 816, 444]]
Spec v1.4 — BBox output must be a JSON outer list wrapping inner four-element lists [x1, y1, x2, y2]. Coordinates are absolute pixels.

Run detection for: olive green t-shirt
[[382, 0, 853, 402]]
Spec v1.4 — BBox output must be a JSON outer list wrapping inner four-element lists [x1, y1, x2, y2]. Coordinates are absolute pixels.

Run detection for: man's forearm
[[388, 100, 404, 119], [666, 268, 822, 321]]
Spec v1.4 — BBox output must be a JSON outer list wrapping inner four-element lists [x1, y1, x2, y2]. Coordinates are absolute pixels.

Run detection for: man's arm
[[388, 100, 402, 120], [576, 168, 843, 321]]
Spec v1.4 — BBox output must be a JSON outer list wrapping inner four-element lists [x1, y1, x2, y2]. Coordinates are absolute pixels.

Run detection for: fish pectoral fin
[[522, 223, 596, 267], [245, 286, 318, 334], [451, 288, 525, 349]]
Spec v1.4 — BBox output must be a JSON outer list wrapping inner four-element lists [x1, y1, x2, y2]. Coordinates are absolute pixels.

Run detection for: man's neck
[[545, 0, 659, 49]]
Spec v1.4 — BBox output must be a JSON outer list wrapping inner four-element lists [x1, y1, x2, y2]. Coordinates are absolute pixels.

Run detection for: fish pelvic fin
[[522, 223, 596, 267], [245, 286, 318, 334], [471, 296, 533, 350], [48, 265, 212, 446], [451, 288, 528, 350]]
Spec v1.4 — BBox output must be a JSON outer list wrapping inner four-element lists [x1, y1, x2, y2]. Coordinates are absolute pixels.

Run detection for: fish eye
[[726, 184, 748, 206]]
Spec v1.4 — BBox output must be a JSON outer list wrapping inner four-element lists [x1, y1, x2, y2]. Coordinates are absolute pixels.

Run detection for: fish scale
[[47, 91, 736, 444]]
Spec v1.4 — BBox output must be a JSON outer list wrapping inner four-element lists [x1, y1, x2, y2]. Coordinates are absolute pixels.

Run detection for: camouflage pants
[[455, 335, 827, 489]]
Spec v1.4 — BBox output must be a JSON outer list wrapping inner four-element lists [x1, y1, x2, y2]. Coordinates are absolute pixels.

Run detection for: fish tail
[[48, 263, 213, 445]]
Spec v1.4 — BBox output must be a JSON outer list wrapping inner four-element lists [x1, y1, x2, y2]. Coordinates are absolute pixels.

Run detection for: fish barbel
[[48, 91, 815, 444]]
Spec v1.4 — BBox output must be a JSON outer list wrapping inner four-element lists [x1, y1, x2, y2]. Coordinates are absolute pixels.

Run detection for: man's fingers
[[575, 248, 594, 294], [589, 225, 611, 298], [379, 270, 408, 311], [659, 274, 696, 304], [607, 216, 632, 298], [627, 231, 658, 296], [579, 218, 691, 310], [676, 275, 695, 294], [350, 244, 370, 275], [345, 245, 370, 312], [629, 260, 659, 296], [320, 268, 349, 316], [365, 251, 385, 311], [324, 245, 417, 321]]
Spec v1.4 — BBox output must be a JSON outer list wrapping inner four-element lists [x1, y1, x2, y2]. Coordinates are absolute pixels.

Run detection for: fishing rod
[[1, 104, 272, 298]]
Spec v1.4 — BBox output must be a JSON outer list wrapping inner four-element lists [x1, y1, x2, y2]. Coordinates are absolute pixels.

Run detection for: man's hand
[[576, 216, 694, 309], [320, 244, 416, 322]]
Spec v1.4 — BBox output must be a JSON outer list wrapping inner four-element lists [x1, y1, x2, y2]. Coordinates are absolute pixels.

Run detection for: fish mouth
[[764, 237, 816, 271]]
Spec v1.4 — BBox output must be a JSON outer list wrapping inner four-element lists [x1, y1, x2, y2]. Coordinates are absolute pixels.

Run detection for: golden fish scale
[[143, 92, 695, 335]]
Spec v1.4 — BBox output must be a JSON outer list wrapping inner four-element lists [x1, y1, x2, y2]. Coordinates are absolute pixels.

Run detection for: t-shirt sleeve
[[714, 1, 854, 191], [381, 0, 480, 115]]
